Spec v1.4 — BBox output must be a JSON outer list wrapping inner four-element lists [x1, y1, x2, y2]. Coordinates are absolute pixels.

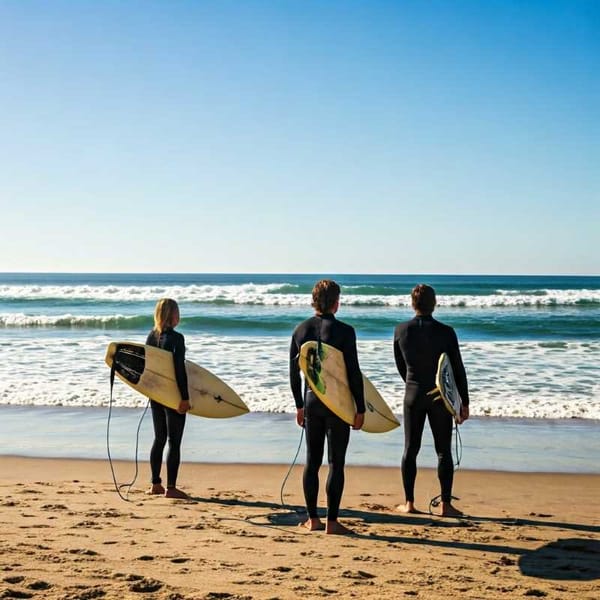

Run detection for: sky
[[0, 0, 598, 275]]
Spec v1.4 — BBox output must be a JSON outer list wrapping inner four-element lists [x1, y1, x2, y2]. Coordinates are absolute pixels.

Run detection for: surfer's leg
[[164, 408, 186, 489], [428, 401, 455, 506], [324, 415, 350, 523], [149, 401, 168, 485], [303, 394, 326, 521], [401, 395, 427, 506]]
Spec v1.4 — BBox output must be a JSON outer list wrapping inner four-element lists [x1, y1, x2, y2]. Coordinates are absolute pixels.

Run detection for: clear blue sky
[[0, 0, 598, 274]]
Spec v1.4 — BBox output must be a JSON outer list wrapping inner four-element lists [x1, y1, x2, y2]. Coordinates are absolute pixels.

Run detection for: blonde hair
[[153, 298, 179, 334]]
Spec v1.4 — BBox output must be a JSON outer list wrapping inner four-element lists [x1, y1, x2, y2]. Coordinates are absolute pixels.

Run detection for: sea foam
[[1, 333, 598, 420]]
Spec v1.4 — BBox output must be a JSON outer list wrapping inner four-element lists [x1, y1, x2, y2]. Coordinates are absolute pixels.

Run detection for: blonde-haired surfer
[[147, 298, 191, 499]]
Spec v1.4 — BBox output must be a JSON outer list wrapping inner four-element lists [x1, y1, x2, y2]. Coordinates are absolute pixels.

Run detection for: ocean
[[1, 273, 599, 471]]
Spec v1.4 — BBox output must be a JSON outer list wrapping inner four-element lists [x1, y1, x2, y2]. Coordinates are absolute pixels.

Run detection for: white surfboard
[[298, 340, 400, 434], [428, 352, 464, 424], [105, 341, 249, 418]]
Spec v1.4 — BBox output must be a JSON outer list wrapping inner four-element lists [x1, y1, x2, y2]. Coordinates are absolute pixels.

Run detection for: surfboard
[[105, 341, 249, 419], [298, 341, 400, 434], [427, 352, 464, 424]]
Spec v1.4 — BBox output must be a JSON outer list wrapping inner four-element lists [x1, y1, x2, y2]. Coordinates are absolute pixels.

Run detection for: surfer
[[146, 298, 191, 499], [289, 279, 365, 535], [393, 284, 470, 517]]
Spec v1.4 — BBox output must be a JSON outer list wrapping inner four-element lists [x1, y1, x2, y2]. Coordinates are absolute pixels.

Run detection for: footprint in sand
[[27, 581, 52, 590], [63, 586, 106, 599], [129, 577, 163, 593], [341, 570, 376, 580], [40, 504, 68, 511], [1, 590, 33, 598]]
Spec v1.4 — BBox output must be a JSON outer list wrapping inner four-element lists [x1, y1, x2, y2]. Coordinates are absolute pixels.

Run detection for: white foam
[[1, 284, 598, 307], [0, 334, 598, 420]]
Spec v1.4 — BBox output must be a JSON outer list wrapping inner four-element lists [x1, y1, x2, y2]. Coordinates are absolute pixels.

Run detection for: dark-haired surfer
[[393, 284, 470, 517], [289, 279, 365, 534]]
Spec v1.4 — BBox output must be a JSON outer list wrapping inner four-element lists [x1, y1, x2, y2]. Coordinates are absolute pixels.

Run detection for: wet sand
[[1, 457, 598, 599]]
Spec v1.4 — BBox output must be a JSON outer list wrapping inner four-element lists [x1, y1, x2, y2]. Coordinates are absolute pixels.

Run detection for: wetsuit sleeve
[[393, 329, 407, 382], [171, 333, 190, 402], [343, 328, 365, 414], [146, 330, 156, 346], [289, 335, 303, 409], [448, 329, 469, 406]]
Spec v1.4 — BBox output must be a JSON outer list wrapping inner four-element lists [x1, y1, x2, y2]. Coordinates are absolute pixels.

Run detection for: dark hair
[[311, 279, 340, 314], [411, 284, 436, 315]]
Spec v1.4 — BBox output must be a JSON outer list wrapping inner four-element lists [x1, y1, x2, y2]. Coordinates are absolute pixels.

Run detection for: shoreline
[[2, 405, 599, 474], [1, 456, 599, 599]]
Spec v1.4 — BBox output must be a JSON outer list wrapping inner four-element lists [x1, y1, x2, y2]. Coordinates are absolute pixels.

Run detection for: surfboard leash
[[107, 363, 149, 502], [279, 425, 305, 515], [428, 494, 461, 515], [453, 420, 463, 469], [427, 420, 463, 515]]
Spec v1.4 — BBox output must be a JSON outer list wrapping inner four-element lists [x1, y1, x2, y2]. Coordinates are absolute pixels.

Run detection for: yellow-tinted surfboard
[[105, 341, 249, 418], [298, 340, 399, 433], [428, 352, 464, 424]]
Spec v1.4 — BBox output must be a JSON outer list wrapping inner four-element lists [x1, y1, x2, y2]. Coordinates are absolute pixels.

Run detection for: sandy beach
[[1, 457, 598, 599]]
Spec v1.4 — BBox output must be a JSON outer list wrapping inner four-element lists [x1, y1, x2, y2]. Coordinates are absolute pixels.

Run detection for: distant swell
[[0, 314, 152, 329], [1, 312, 598, 340], [0, 284, 598, 308]]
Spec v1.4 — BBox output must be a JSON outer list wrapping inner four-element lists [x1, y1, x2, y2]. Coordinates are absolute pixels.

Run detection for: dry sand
[[1, 457, 598, 599]]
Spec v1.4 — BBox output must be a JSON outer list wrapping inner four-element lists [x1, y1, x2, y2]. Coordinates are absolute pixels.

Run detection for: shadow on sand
[[518, 538, 600, 581], [190, 494, 600, 581]]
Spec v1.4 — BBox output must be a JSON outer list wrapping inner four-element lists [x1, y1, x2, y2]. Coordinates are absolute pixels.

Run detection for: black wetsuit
[[393, 315, 469, 503], [146, 327, 189, 488], [290, 313, 365, 521]]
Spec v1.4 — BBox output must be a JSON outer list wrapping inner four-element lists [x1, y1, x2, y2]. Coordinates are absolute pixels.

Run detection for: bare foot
[[441, 502, 464, 517], [326, 520, 354, 535], [300, 517, 325, 531], [147, 484, 165, 495], [396, 501, 420, 514], [165, 487, 190, 499]]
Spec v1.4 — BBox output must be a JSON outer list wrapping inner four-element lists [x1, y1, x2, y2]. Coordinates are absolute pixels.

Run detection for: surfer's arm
[[393, 333, 407, 382], [343, 329, 365, 414], [448, 330, 469, 406], [289, 337, 304, 409], [172, 334, 190, 402]]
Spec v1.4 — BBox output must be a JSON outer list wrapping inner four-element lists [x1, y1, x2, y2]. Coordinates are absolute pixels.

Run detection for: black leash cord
[[107, 364, 149, 502], [279, 425, 305, 513], [428, 420, 463, 514]]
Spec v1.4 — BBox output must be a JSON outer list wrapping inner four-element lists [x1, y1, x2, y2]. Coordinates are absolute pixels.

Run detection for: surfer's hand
[[352, 413, 365, 430], [460, 405, 469, 421], [296, 408, 305, 427], [178, 399, 191, 414]]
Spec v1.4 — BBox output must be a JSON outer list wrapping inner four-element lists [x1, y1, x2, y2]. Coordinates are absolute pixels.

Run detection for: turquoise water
[[1, 406, 598, 473], [1, 273, 598, 421]]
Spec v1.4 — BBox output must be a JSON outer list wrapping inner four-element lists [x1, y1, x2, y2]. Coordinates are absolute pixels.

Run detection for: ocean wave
[[2, 311, 599, 341], [0, 313, 152, 329], [1, 284, 599, 307], [0, 336, 598, 420]]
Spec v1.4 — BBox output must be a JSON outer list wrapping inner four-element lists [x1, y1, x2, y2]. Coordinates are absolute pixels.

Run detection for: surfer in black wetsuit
[[289, 279, 365, 535], [146, 298, 191, 499], [393, 284, 470, 517]]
